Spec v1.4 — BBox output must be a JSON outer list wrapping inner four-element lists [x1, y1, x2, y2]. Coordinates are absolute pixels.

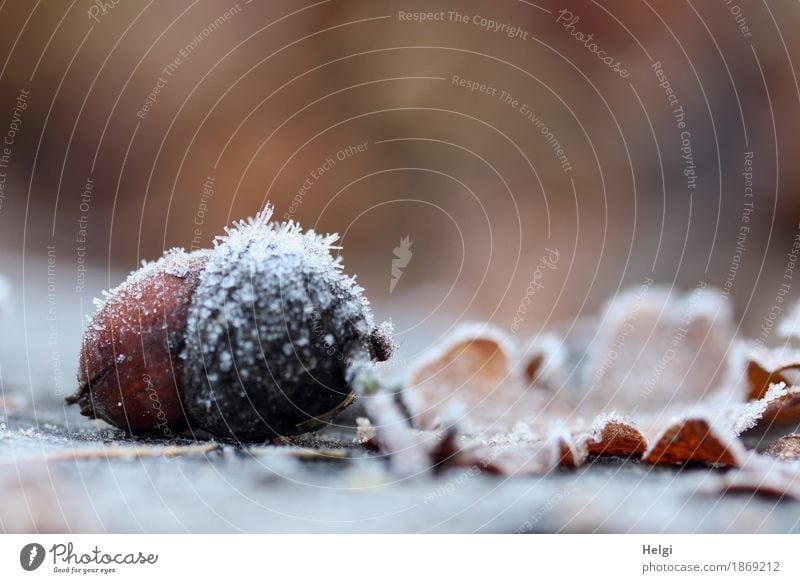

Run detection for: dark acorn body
[[183, 248, 372, 440], [181, 215, 384, 441]]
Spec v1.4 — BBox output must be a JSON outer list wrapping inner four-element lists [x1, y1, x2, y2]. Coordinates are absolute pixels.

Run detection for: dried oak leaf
[[478, 424, 588, 475], [403, 324, 568, 434], [359, 391, 434, 478], [369, 286, 800, 476], [584, 415, 647, 458], [713, 454, 800, 500], [354, 417, 378, 448], [642, 417, 748, 466], [582, 286, 734, 417], [762, 434, 800, 462], [742, 344, 800, 423]]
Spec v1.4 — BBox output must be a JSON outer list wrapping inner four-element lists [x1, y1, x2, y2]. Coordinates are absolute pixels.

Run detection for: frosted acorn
[[67, 205, 394, 441]]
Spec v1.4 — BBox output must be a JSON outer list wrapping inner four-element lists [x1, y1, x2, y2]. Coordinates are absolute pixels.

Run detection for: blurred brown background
[[0, 0, 799, 385]]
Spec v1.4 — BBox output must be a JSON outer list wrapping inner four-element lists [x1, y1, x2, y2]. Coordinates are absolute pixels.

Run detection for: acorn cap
[[182, 206, 388, 441]]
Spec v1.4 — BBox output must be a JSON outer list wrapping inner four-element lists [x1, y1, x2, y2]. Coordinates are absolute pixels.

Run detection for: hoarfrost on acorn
[[67, 204, 394, 441]]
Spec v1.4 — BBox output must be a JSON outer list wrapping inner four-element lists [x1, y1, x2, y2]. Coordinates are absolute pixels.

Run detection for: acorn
[[67, 205, 394, 441]]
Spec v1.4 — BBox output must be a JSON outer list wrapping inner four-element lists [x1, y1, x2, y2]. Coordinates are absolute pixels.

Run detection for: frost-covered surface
[[2, 255, 800, 533], [0, 405, 798, 533]]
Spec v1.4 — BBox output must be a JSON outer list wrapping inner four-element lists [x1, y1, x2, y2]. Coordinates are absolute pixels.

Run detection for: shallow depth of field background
[[0, 0, 799, 395]]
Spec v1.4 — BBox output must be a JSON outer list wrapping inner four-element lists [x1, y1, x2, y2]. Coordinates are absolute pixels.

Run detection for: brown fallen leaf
[[521, 333, 568, 389], [583, 416, 647, 458], [713, 454, 800, 500], [582, 285, 734, 416], [354, 417, 378, 447], [404, 324, 566, 434], [361, 391, 433, 478], [419, 422, 587, 477], [762, 435, 800, 462], [368, 286, 800, 477], [742, 345, 800, 423], [642, 417, 747, 466]]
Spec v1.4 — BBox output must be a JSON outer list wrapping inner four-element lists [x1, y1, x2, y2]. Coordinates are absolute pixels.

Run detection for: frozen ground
[[1, 254, 798, 533]]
